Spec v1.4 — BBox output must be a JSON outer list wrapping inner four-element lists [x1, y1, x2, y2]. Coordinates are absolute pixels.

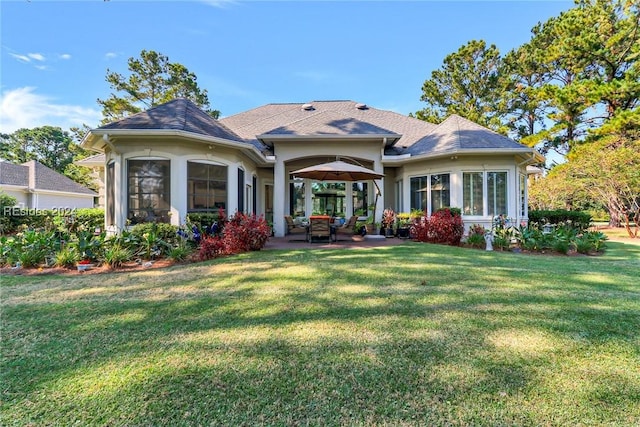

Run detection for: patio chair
[[335, 215, 358, 240], [308, 216, 335, 243], [285, 215, 307, 240]]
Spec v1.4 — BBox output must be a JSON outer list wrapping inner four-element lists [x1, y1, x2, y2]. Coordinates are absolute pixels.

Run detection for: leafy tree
[[531, 136, 639, 236], [502, 41, 551, 141], [0, 126, 75, 172], [518, 0, 639, 155], [414, 40, 510, 132], [97, 50, 219, 123], [0, 126, 98, 191]]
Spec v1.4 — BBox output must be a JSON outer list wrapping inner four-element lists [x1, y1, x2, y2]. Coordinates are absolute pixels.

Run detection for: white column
[[228, 165, 238, 216], [273, 158, 286, 237], [115, 154, 125, 231], [172, 158, 187, 226]]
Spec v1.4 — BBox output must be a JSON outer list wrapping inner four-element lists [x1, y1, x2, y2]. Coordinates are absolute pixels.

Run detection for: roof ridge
[[226, 103, 308, 132]]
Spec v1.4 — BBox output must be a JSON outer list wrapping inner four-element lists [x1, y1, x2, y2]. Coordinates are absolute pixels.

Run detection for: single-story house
[[81, 98, 544, 237], [0, 160, 97, 210]]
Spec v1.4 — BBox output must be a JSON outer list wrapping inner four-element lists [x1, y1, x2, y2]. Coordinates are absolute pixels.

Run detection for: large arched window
[[127, 159, 171, 224]]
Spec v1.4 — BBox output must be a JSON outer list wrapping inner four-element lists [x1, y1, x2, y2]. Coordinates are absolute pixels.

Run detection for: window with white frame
[[487, 172, 507, 216], [410, 173, 450, 215], [463, 171, 508, 216], [463, 172, 484, 216]]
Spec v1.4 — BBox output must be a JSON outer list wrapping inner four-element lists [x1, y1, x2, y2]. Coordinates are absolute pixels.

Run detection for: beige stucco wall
[[105, 137, 263, 231]]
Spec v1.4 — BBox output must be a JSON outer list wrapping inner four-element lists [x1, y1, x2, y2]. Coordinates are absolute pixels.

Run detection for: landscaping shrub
[[102, 245, 132, 268], [222, 212, 271, 253], [168, 240, 192, 262], [130, 222, 179, 244], [529, 210, 592, 231], [187, 209, 227, 237], [412, 208, 464, 246], [466, 224, 486, 248], [198, 236, 225, 260], [11, 230, 57, 268], [54, 246, 79, 268]]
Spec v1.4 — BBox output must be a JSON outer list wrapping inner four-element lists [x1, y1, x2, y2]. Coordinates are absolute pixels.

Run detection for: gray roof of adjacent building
[[0, 160, 97, 196]]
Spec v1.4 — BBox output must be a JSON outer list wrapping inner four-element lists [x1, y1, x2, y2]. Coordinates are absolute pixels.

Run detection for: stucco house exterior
[[0, 160, 97, 210], [81, 98, 543, 237]]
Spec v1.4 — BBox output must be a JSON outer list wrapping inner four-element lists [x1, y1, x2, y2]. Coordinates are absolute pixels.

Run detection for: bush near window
[[466, 224, 486, 248], [412, 208, 465, 246], [197, 212, 271, 260], [187, 209, 227, 236], [529, 210, 592, 231]]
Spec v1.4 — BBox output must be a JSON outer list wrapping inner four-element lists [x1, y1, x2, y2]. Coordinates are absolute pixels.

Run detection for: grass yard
[[2, 240, 639, 426]]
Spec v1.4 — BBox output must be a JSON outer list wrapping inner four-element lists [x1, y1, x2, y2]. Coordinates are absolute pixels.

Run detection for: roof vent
[[355, 103, 368, 110], [301, 103, 315, 111]]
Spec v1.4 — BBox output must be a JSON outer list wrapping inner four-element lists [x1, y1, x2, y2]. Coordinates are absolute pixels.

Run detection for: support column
[[171, 158, 187, 226], [273, 158, 286, 237]]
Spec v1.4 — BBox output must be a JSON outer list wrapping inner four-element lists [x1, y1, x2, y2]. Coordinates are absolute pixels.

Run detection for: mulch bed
[[1, 258, 182, 277]]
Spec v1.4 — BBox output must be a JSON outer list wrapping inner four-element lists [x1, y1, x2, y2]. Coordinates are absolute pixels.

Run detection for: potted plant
[[396, 212, 412, 238], [381, 208, 396, 237]]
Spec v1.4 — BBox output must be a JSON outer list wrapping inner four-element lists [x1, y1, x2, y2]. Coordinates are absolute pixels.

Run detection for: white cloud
[[28, 53, 45, 61], [105, 52, 118, 59], [60, 53, 72, 60], [9, 53, 31, 63], [0, 87, 102, 133]]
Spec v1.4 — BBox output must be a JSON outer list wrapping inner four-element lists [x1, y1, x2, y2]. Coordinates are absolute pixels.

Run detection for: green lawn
[[2, 241, 639, 426]]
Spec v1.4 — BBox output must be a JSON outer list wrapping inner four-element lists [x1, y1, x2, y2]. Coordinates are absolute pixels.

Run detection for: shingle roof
[[99, 98, 243, 142], [76, 154, 106, 166], [0, 162, 28, 186], [405, 114, 529, 156], [0, 160, 97, 196], [220, 100, 436, 147]]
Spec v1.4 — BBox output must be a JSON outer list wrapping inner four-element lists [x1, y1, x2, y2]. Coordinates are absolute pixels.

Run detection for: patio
[[264, 235, 411, 250]]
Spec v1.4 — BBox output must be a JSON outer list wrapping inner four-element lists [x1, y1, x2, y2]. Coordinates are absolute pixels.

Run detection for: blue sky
[[1, 0, 573, 134]]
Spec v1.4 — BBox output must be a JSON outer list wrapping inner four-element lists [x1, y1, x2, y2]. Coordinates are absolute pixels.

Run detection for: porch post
[[273, 158, 286, 237]]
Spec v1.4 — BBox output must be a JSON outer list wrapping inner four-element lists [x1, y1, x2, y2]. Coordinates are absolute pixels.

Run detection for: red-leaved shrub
[[222, 212, 271, 253], [197, 213, 271, 260], [198, 236, 225, 260], [412, 208, 464, 246]]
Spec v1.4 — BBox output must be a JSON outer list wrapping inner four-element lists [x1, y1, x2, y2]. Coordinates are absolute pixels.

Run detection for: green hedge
[[529, 210, 592, 231], [1, 208, 104, 234]]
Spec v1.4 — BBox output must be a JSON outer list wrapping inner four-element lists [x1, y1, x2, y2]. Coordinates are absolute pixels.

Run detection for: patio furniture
[[285, 215, 308, 240], [308, 216, 335, 243], [335, 215, 358, 240]]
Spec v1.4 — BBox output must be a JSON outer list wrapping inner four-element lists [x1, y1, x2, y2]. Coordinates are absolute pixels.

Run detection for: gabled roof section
[[220, 100, 436, 147], [99, 98, 242, 142], [0, 160, 97, 195], [405, 114, 530, 156], [261, 110, 400, 137]]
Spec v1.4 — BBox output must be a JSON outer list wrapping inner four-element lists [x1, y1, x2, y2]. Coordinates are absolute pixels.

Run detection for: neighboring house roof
[[0, 160, 97, 196], [220, 100, 436, 148], [0, 162, 28, 186], [405, 114, 531, 157]]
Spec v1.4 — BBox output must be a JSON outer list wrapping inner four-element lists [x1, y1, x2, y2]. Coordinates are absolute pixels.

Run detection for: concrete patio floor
[[263, 235, 412, 250]]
